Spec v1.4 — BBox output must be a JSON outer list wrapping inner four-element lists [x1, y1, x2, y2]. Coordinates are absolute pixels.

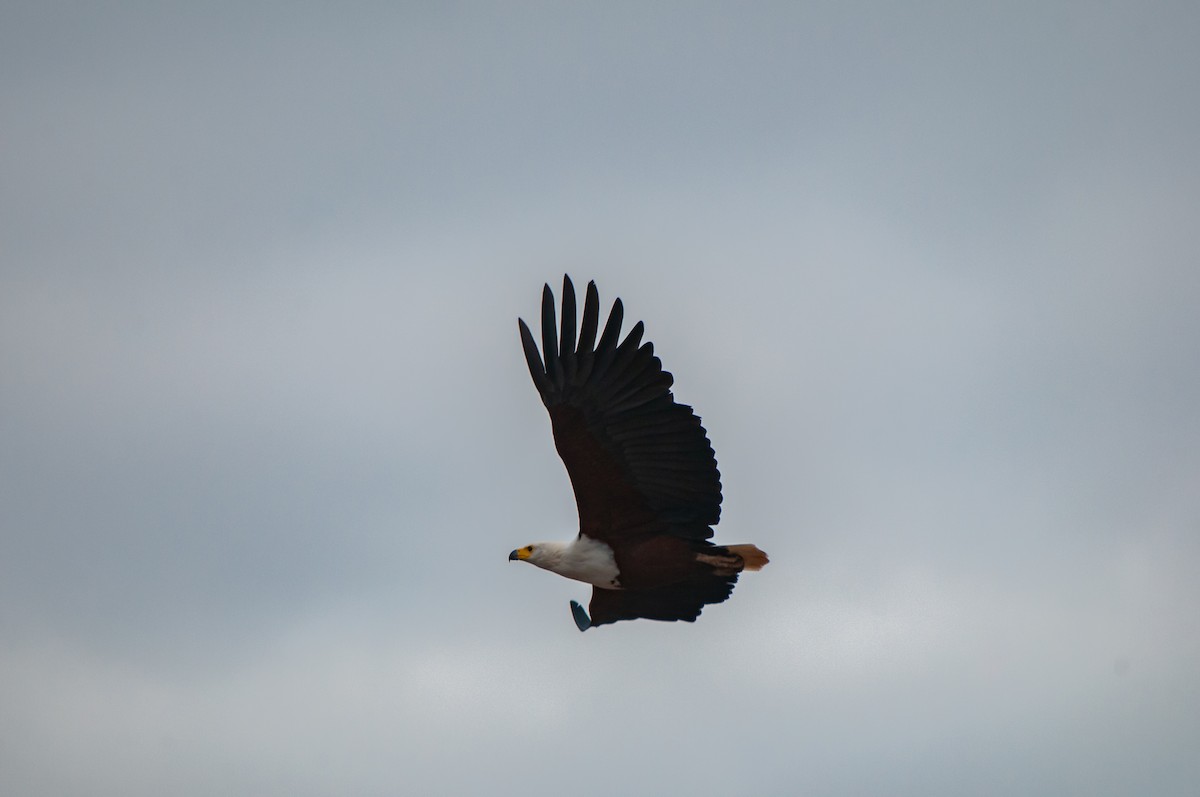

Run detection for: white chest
[[543, 535, 621, 588]]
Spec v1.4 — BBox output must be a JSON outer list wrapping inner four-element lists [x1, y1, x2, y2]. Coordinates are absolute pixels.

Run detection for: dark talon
[[570, 600, 592, 631]]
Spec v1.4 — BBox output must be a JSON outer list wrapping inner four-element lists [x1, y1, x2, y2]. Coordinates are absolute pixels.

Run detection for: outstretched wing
[[518, 275, 722, 541], [582, 576, 737, 628]]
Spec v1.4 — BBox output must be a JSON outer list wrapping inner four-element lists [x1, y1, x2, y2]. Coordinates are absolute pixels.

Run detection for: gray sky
[[3, 2, 1198, 795]]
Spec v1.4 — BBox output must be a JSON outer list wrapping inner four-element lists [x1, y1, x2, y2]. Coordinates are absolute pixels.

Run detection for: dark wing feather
[[586, 576, 737, 627], [518, 275, 722, 540]]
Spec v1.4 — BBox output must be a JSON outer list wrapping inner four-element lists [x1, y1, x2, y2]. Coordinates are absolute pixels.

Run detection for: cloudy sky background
[[3, 2, 1198, 794]]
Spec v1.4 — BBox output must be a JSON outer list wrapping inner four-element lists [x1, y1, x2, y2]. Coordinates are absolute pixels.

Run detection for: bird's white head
[[508, 537, 619, 589], [508, 541, 567, 571]]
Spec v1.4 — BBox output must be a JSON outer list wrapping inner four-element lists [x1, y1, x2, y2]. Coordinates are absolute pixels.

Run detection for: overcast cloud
[[2, 2, 1198, 795]]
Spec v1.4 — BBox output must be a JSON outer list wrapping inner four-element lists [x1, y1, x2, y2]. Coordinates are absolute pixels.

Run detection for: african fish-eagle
[[511, 276, 768, 630]]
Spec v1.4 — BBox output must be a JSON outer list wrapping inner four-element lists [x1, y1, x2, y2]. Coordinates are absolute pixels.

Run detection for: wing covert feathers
[[519, 276, 722, 539]]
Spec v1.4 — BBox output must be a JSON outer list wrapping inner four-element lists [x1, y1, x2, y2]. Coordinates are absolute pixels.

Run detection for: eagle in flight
[[511, 276, 768, 630]]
